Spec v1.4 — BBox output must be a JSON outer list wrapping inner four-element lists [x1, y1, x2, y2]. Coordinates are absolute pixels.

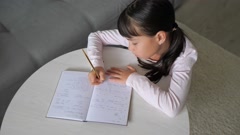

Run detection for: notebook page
[[86, 80, 132, 125], [47, 71, 94, 121]]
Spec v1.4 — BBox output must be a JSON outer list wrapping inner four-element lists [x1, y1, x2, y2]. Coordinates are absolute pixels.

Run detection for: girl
[[87, 0, 197, 117]]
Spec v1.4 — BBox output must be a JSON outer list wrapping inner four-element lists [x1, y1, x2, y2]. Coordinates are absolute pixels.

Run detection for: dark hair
[[117, 0, 185, 83]]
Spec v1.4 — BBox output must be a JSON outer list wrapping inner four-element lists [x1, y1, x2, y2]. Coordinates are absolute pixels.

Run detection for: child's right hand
[[88, 66, 105, 85]]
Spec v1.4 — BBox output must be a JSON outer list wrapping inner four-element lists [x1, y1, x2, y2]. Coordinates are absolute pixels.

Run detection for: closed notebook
[[47, 71, 132, 126]]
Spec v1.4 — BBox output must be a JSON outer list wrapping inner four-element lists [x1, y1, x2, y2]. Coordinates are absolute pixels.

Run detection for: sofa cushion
[[10, 1, 93, 66], [0, 33, 37, 92], [0, 23, 8, 33], [0, 32, 37, 127], [1, 0, 131, 66], [0, 0, 50, 30], [61, 0, 131, 30], [169, 0, 182, 9]]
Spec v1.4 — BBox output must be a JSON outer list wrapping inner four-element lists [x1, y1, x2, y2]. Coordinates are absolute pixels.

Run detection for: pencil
[[82, 49, 100, 79]]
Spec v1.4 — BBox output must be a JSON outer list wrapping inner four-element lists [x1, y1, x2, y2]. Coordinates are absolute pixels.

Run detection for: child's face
[[127, 35, 161, 60]]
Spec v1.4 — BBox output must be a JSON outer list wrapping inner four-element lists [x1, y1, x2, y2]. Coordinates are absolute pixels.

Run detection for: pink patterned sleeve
[[126, 39, 198, 117], [87, 29, 129, 68]]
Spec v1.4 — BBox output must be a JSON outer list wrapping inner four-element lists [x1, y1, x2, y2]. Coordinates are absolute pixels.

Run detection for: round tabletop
[[1, 47, 189, 135]]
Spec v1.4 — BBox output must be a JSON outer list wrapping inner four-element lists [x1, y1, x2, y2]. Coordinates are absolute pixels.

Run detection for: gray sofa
[[0, 0, 181, 129]]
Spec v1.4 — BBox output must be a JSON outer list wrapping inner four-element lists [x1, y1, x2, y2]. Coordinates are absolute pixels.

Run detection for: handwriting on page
[[86, 81, 131, 125], [47, 71, 94, 121]]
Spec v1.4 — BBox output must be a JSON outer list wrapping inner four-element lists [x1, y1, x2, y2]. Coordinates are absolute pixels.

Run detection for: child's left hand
[[106, 65, 136, 84]]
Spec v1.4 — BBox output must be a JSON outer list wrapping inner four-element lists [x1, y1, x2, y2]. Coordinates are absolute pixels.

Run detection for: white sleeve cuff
[[126, 72, 141, 87], [92, 60, 104, 68]]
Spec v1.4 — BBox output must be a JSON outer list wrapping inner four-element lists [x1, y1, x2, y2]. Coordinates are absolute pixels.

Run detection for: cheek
[[134, 45, 153, 59], [139, 43, 159, 59]]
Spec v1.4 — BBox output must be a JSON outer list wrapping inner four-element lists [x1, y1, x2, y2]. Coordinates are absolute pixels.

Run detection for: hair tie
[[172, 22, 178, 31]]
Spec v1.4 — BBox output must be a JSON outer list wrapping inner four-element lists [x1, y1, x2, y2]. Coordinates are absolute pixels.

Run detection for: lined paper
[[86, 81, 132, 125], [47, 71, 94, 121]]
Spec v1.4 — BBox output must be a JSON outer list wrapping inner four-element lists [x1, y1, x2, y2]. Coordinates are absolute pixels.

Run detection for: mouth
[[133, 54, 139, 58]]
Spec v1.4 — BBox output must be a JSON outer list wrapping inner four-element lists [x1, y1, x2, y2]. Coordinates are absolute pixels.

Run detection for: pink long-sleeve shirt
[[87, 29, 198, 117]]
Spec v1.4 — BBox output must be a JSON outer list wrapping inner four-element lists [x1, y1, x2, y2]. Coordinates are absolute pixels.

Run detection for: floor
[[176, 0, 240, 57]]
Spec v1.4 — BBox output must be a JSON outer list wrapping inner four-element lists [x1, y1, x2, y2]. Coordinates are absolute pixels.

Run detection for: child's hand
[[106, 66, 136, 84], [88, 67, 105, 85]]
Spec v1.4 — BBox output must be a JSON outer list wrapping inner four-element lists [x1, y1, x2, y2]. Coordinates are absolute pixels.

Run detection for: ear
[[155, 31, 167, 45]]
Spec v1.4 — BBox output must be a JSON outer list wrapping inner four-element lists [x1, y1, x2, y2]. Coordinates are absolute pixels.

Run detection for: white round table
[[1, 47, 189, 135]]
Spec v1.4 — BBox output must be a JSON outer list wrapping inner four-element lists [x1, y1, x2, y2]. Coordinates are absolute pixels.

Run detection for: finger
[[108, 68, 122, 74], [106, 69, 117, 75], [109, 77, 121, 83], [89, 72, 99, 83], [105, 71, 110, 76], [89, 76, 101, 85], [91, 81, 101, 85], [99, 71, 105, 82], [109, 73, 122, 79], [110, 67, 123, 72], [106, 70, 122, 78], [127, 65, 136, 72]]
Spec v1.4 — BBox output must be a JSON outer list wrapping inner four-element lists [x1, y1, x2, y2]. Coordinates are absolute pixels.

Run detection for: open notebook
[[47, 71, 132, 126]]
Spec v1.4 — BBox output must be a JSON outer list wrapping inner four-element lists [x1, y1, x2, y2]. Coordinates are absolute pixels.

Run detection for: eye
[[132, 43, 138, 45]]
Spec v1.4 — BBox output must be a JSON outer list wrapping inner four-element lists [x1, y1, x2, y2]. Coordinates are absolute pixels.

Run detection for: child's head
[[118, 0, 175, 37], [117, 0, 178, 60], [118, 0, 185, 83]]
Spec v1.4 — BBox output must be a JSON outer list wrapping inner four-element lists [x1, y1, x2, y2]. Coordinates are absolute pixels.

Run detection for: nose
[[128, 43, 135, 52]]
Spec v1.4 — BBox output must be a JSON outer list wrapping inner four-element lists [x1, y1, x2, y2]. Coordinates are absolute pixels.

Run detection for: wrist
[[126, 72, 139, 87]]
